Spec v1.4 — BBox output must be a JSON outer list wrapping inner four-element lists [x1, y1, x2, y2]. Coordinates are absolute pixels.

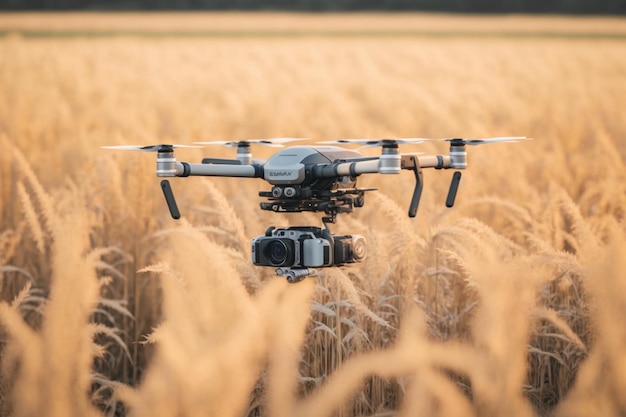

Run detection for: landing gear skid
[[275, 267, 319, 283]]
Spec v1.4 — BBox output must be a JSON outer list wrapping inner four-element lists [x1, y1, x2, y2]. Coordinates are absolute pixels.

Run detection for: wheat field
[[1, 12, 626, 417]]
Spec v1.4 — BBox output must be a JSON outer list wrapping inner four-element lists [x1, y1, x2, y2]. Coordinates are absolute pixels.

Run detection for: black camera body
[[251, 226, 366, 268]]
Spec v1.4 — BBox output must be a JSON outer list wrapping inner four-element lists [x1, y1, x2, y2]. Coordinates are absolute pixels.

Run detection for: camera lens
[[351, 236, 367, 262], [284, 187, 296, 197], [272, 187, 283, 198], [267, 240, 290, 266]]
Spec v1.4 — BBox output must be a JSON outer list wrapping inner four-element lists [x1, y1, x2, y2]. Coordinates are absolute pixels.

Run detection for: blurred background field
[[1, 12, 626, 37], [1, 11, 626, 417]]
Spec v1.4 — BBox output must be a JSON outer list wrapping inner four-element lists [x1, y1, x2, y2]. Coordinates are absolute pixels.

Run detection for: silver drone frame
[[105, 137, 529, 221], [103, 137, 529, 281], [155, 147, 455, 178]]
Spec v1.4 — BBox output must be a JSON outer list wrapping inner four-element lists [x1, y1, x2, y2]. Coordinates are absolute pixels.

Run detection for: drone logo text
[[268, 171, 295, 177]]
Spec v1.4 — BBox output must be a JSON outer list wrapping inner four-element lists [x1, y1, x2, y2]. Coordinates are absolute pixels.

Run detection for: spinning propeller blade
[[445, 137, 530, 146], [321, 137, 531, 147], [194, 138, 307, 148], [319, 138, 430, 147], [101, 144, 202, 152]]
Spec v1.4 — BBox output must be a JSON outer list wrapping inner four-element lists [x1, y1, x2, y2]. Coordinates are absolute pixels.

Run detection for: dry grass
[[1, 12, 626, 417]]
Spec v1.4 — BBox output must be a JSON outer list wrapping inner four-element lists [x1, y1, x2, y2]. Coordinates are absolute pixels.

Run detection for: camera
[[252, 226, 366, 268]]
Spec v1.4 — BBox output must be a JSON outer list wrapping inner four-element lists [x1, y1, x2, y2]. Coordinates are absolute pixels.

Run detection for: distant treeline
[[1, 0, 625, 13]]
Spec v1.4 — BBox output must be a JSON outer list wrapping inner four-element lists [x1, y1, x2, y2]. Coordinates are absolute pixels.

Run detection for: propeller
[[439, 137, 528, 207], [194, 138, 307, 148], [101, 144, 203, 152], [320, 136, 530, 148], [444, 136, 530, 146], [102, 143, 199, 220], [318, 138, 430, 148]]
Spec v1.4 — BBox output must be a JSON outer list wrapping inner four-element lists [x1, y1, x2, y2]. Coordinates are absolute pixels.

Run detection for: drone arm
[[166, 162, 262, 178], [416, 155, 452, 170], [316, 154, 453, 179], [336, 160, 380, 176], [314, 160, 380, 178]]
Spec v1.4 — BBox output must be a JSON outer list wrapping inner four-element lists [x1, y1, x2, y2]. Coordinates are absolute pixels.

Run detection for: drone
[[103, 137, 530, 282]]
